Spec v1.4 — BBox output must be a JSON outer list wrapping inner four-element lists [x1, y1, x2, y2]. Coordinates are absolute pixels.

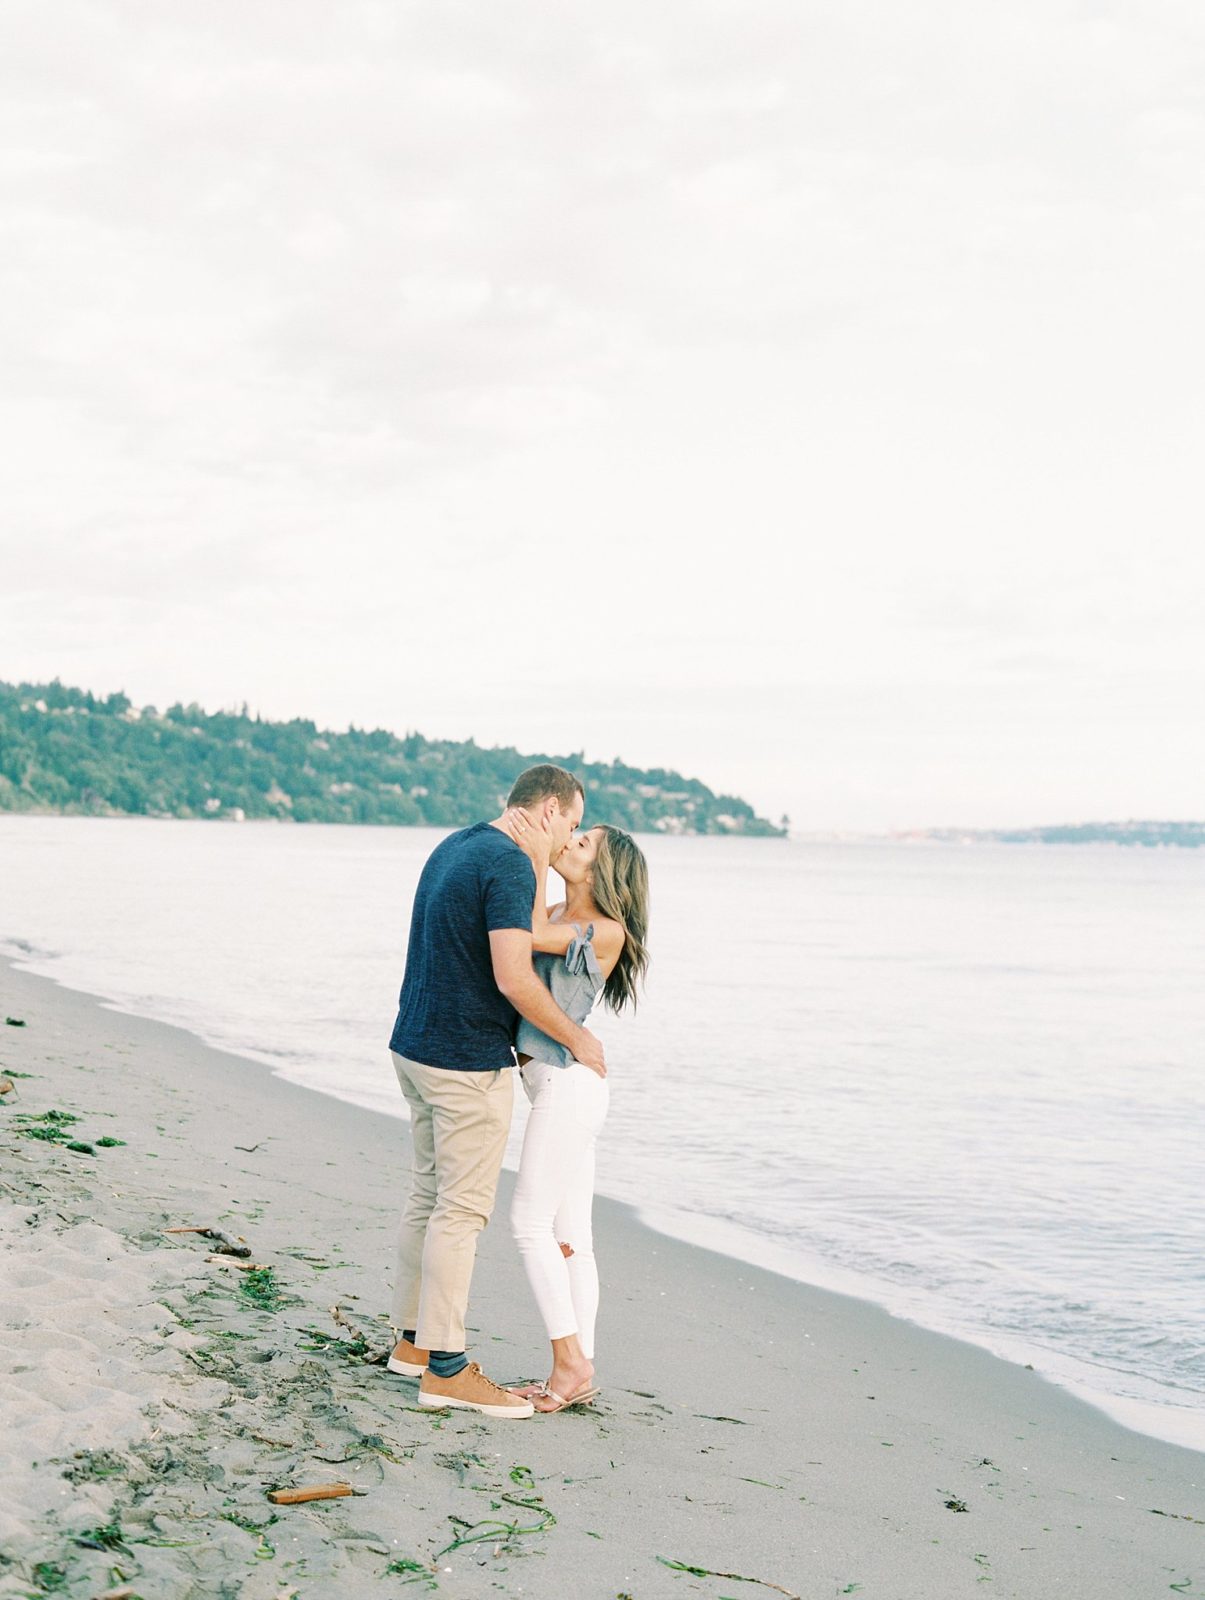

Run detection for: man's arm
[[489, 928, 606, 1077]]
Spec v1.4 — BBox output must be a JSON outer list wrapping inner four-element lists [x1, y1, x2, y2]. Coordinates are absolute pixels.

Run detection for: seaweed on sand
[[219, 1511, 279, 1534], [72, 1519, 129, 1552], [238, 1268, 286, 1312], [432, 1450, 492, 1487], [61, 1450, 132, 1485], [13, 1109, 80, 1144], [8, 1106, 122, 1156], [656, 1556, 801, 1598], [314, 1432, 411, 1467], [298, 1325, 365, 1361], [384, 1553, 438, 1587], [329, 1302, 391, 1362], [434, 1488, 557, 1559], [29, 1561, 68, 1592], [426, 1449, 558, 1559], [298, 1323, 381, 1365], [219, 1510, 279, 1562]]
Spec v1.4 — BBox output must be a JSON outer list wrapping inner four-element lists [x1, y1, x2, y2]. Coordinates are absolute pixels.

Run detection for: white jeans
[[510, 1059, 609, 1359]]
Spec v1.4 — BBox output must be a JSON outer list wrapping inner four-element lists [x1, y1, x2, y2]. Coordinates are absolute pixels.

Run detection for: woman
[[503, 808, 649, 1414]]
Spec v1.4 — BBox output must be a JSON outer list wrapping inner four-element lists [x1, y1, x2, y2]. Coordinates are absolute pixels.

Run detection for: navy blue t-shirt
[[389, 822, 537, 1072]]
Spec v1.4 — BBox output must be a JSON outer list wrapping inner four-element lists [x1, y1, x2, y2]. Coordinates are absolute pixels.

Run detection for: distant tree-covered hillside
[[0, 680, 785, 837]]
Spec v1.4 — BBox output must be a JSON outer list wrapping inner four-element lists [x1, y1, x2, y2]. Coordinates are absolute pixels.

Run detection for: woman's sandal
[[533, 1383, 600, 1414]]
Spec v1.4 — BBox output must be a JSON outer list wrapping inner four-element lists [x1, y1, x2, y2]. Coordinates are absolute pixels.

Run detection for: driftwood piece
[[330, 1303, 391, 1365], [267, 1483, 352, 1505], [164, 1225, 252, 1257], [330, 1302, 370, 1341], [206, 1254, 270, 1271]]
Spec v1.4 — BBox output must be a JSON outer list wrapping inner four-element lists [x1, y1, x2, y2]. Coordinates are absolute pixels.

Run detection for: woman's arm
[[532, 910, 626, 972], [533, 904, 575, 955], [534, 898, 625, 977], [502, 807, 624, 971], [502, 808, 574, 952]]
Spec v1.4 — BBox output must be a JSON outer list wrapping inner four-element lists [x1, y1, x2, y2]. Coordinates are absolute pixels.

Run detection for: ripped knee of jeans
[[557, 1240, 574, 1259]]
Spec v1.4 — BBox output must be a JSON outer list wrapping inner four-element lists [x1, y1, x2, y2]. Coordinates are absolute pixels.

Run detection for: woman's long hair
[[590, 825, 650, 1013]]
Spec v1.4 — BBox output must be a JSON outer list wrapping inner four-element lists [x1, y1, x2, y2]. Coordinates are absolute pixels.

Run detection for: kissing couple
[[385, 764, 650, 1417]]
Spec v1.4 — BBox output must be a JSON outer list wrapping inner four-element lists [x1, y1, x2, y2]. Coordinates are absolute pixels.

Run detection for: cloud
[[2, 0, 1204, 826]]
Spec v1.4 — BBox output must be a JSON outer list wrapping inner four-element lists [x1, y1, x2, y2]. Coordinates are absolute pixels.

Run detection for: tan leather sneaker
[[418, 1362, 535, 1418], [386, 1336, 429, 1378]]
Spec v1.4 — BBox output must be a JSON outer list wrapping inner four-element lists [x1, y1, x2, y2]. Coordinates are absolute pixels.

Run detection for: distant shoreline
[[6, 809, 1202, 847], [896, 821, 1205, 849], [784, 822, 1205, 848], [0, 807, 788, 840]]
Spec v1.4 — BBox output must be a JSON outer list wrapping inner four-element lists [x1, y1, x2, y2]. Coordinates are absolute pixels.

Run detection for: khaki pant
[[391, 1052, 514, 1352]]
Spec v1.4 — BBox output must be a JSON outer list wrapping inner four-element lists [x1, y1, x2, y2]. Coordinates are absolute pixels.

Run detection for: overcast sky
[[2, 1, 1203, 831]]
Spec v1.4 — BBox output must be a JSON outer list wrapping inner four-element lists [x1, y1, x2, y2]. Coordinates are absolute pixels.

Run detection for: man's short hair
[[507, 764, 584, 811]]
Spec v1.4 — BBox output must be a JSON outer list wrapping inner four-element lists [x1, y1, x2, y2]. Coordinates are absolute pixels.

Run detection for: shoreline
[[3, 955, 1204, 1600], [0, 806, 787, 841], [635, 1205, 1205, 1458], [5, 945, 1202, 1458]]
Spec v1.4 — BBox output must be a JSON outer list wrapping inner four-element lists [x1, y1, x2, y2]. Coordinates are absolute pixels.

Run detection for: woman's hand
[[503, 806, 553, 874]]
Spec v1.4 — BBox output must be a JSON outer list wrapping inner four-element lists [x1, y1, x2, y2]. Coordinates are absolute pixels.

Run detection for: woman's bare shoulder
[[589, 917, 625, 957]]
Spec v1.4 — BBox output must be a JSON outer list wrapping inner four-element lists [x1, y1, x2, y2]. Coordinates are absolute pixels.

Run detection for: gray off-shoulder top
[[514, 922, 604, 1068]]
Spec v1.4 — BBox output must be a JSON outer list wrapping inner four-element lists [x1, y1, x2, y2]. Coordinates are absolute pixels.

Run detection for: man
[[386, 763, 606, 1418]]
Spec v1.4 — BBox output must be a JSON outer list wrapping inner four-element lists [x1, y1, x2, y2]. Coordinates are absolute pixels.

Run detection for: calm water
[[2, 816, 1203, 1449]]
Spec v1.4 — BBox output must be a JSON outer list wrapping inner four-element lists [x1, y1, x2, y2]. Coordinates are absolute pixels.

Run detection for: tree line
[[0, 679, 786, 837]]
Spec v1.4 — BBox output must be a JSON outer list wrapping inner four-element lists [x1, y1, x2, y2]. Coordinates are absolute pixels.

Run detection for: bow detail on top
[[564, 922, 603, 986]]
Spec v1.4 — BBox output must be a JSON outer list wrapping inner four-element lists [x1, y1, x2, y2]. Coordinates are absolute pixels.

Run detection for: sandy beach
[[1, 954, 1202, 1600]]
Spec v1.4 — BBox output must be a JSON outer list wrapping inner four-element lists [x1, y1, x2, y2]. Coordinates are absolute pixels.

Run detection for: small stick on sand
[[267, 1483, 353, 1505], [330, 1302, 391, 1364], [206, 1254, 270, 1271], [330, 1302, 369, 1340], [165, 1226, 252, 1257]]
